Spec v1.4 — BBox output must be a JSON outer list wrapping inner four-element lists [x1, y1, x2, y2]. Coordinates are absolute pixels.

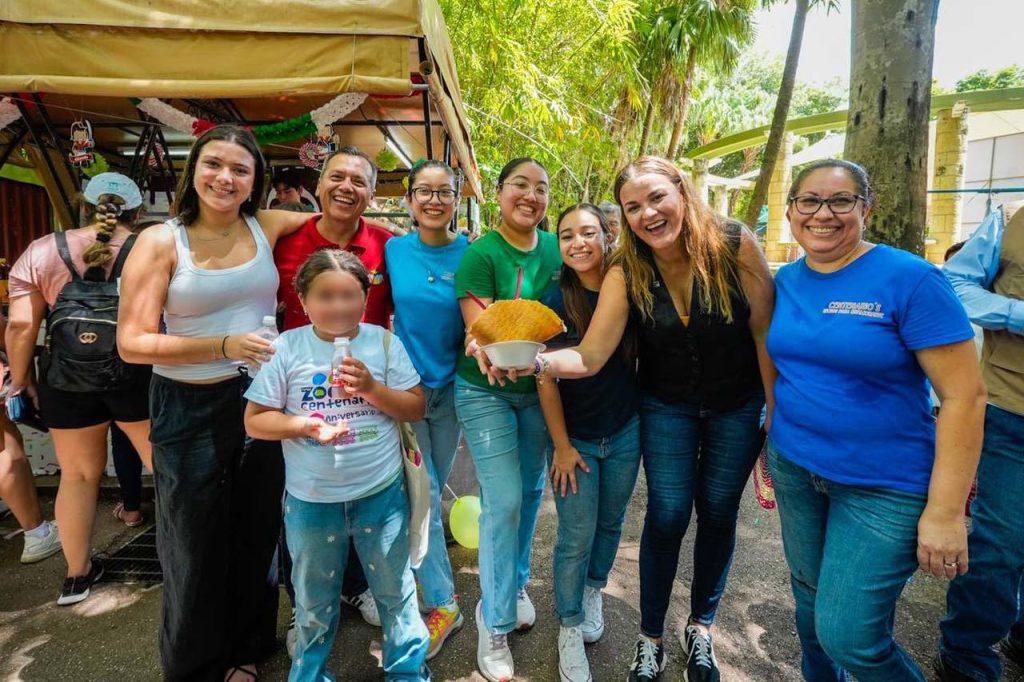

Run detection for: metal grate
[[103, 525, 162, 584]]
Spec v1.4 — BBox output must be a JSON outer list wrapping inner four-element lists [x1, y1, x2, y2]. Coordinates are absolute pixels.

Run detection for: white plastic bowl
[[481, 341, 546, 371]]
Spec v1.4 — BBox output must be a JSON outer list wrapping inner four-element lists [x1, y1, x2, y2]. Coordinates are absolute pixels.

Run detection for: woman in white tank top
[[118, 125, 309, 682]]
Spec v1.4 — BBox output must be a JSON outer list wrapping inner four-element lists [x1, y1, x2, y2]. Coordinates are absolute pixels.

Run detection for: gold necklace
[[189, 220, 239, 242]]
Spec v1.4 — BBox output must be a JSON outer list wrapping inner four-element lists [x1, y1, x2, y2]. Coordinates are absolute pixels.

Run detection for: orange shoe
[[425, 604, 464, 660]]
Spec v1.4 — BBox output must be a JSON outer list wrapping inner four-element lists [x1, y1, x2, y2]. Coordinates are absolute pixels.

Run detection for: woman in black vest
[[493, 157, 775, 682]]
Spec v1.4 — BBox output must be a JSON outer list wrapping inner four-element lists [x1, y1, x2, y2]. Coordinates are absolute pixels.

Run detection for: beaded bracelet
[[532, 355, 551, 385]]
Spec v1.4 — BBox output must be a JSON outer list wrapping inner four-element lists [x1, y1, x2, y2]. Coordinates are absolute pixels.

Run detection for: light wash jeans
[[410, 383, 462, 608], [454, 376, 550, 634], [552, 415, 641, 626], [285, 477, 430, 682], [768, 442, 926, 682]]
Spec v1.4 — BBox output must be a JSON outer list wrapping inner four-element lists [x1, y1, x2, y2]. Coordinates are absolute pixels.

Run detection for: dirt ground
[[1, 471, 1021, 682]]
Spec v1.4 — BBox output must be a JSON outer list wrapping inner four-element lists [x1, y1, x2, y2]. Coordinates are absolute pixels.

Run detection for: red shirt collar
[[311, 214, 369, 253]]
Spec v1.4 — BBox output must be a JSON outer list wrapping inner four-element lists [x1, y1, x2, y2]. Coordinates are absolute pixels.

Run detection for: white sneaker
[[21, 521, 62, 564], [341, 589, 382, 627], [580, 586, 604, 643], [286, 609, 297, 659], [516, 587, 536, 630], [476, 601, 514, 682], [558, 625, 593, 682]]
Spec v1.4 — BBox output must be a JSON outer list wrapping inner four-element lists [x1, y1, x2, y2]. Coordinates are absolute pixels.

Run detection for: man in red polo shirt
[[274, 146, 393, 330], [272, 146, 391, 645]]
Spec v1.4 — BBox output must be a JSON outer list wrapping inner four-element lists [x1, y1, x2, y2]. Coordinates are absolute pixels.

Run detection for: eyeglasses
[[789, 194, 866, 215], [502, 180, 549, 198], [411, 187, 458, 205]]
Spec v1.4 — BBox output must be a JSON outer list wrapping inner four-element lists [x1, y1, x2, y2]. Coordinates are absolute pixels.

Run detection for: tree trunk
[[743, 0, 809, 228], [844, 0, 938, 254], [666, 44, 699, 159], [730, 147, 760, 214], [638, 97, 656, 157]]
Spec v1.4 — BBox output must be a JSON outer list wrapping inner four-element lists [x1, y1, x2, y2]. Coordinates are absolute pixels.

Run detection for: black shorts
[[38, 370, 152, 430]]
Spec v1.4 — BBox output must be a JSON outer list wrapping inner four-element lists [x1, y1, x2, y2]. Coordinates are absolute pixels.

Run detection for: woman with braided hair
[[6, 172, 154, 606]]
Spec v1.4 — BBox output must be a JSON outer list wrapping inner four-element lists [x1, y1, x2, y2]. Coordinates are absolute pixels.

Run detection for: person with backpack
[[5, 172, 153, 605]]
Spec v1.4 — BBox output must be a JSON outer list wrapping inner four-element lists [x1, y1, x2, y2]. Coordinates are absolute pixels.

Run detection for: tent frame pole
[[14, 98, 76, 224]]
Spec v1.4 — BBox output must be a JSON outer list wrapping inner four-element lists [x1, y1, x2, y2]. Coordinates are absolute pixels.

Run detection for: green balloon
[[449, 495, 481, 549]]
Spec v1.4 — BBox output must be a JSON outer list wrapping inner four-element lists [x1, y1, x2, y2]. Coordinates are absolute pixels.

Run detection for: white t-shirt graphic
[[245, 323, 420, 503]]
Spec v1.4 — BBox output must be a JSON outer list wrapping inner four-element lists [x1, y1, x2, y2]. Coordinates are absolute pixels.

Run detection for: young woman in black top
[[504, 157, 775, 682], [539, 203, 640, 682]]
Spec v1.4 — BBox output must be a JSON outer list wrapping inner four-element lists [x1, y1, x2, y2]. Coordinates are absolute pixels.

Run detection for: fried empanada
[[470, 299, 565, 345]]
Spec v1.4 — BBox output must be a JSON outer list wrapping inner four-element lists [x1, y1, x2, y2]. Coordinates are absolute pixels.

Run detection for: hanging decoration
[[147, 142, 166, 169], [376, 147, 400, 172], [131, 93, 367, 145], [298, 140, 323, 169], [316, 125, 339, 155], [68, 120, 96, 167], [81, 153, 110, 178], [0, 97, 20, 131]]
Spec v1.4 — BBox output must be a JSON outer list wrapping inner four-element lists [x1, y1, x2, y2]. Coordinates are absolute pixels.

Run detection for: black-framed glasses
[[411, 187, 458, 205], [789, 194, 865, 215]]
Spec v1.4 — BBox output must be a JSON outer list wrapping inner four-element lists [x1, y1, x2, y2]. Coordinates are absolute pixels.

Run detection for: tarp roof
[[0, 0, 482, 198]]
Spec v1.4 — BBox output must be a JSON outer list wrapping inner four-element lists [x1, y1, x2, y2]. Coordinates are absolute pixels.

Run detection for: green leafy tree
[[743, 0, 840, 228], [955, 65, 1024, 92]]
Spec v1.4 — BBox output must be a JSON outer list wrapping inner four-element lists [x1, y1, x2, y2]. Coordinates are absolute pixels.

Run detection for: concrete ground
[[1, 472, 1021, 682]]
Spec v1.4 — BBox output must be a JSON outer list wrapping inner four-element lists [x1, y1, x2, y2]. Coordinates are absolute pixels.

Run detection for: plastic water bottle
[[248, 315, 279, 374], [330, 337, 352, 387]]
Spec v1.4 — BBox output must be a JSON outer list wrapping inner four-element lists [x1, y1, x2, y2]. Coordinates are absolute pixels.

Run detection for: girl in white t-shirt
[[244, 249, 429, 682]]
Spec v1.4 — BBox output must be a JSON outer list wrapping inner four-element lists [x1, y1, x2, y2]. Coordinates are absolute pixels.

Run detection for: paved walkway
[[1, 473, 1020, 681]]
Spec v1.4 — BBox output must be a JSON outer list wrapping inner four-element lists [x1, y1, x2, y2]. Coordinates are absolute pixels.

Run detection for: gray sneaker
[[21, 520, 62, 564], [580, 586, 604, 643]]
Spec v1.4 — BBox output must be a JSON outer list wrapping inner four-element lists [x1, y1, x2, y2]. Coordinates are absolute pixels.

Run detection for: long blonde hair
[[612, 156, 745, 322]]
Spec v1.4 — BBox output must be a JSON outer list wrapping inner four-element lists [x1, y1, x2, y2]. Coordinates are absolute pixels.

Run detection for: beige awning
[[0, 0, 481, 197]]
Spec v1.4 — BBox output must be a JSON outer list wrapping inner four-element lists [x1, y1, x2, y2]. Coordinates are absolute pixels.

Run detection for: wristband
[[533, 355, 551, 385], [221, 335, 230, 360]]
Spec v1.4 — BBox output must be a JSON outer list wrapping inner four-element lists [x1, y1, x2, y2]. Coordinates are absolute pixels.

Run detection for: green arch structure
[[686, 87, 1024, 162]]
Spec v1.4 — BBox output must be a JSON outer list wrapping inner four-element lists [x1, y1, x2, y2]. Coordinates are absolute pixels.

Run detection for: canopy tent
[[0, 0, 482, 227]]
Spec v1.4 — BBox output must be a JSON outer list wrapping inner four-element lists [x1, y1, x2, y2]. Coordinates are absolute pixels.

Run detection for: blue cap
[[83, 173, 143, 209]]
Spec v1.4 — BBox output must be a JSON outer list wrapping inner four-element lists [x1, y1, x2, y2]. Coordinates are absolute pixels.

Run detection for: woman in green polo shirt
[[454, 157, 562, 682]]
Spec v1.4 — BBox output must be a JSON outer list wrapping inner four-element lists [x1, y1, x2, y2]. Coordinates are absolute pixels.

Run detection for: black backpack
[[40, 231, 143, 393]]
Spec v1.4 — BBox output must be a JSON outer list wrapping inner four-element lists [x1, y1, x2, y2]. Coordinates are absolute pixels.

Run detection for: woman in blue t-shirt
[[765, 159, 986, 682], [538, 203, 640, 682], [385, 160, 469, 660]]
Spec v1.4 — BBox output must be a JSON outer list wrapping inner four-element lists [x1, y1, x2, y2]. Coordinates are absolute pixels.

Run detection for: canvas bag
[[381, 330, 431, 569]]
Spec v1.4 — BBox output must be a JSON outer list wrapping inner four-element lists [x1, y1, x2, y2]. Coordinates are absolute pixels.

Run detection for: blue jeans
[[768, 443, 926, 682], [454, 377, 550, 634], [940, 404, 1024, 681], [553, 415, 641, 626], [639, 392, 763, 637], [285, 478, 429, 682], [410, 383, 462, 608]]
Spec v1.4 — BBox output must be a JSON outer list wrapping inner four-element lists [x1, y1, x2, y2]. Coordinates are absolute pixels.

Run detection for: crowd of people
[[0, 122, 1021, 682]]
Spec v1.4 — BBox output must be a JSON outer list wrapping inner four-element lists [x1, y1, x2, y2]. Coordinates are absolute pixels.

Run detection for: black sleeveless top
[[631, 222, 762, 411]]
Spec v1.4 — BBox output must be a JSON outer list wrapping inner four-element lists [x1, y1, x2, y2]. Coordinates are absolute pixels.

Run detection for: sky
[[753, 0, 1023, 89]]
